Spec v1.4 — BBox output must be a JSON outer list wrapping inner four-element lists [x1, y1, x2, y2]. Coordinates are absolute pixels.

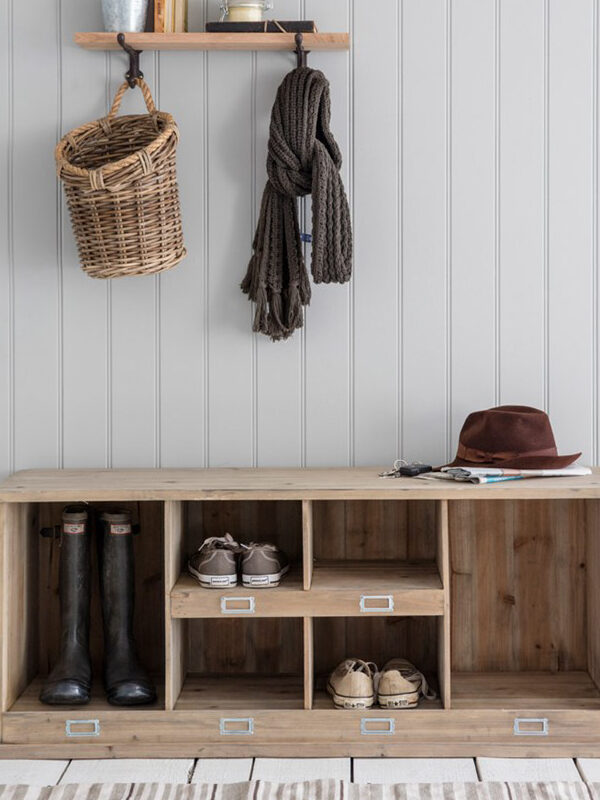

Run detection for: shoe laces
[[198, 533, 240, 553], [240, 541, 279, 553], [337, 659, 380, 690]]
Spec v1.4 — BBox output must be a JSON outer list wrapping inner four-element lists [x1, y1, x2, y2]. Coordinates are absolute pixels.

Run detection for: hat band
[[456, 443, 558, 464]]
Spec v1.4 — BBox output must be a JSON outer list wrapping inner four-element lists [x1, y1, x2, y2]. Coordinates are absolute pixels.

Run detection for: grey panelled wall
[[1, 0, 599, 478]]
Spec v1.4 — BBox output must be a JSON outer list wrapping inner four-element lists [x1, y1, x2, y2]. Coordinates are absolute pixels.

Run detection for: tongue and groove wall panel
[[157, 5, 208, 468], [1, 0, 598, 475], [9, 0, 60, 472], [498, 0, 546, 410], [59, 0, 110, 468], [547, 0, 595, 467]]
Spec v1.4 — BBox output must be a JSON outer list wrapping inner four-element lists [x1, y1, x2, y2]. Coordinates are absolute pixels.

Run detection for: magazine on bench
[[418, 464, 592, 484]]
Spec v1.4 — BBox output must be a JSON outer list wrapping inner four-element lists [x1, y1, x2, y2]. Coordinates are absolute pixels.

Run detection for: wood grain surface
[[3, 468, 600, 502], [73, 32, 350, 51]]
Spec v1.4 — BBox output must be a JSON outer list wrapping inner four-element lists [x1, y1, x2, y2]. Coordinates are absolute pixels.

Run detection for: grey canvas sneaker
[[240, 542, 289, 588], [188, 533, 240, 588]]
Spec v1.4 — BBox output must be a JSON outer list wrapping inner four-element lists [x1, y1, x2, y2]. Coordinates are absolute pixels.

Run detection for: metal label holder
[[220, 596, 256, 614], [513, 717, 549, 736], [65, 719, 101, 737], [220, 717, 254, 736]]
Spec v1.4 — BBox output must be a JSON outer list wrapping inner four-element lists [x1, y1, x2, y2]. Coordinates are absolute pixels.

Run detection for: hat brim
[[441, 452, 581, 471]]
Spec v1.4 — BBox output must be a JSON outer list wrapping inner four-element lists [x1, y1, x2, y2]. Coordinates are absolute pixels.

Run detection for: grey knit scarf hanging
[[241, 66, 353, 341]]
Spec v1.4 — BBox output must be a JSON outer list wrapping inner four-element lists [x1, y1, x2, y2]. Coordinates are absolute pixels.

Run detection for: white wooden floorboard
[[191, 759, 254, 783], [476, 758, 582, 782], [0, 760, 69, 786], [252, 758, 351, 782], [353, 758, 479, 783], [60, 759, 195, 784], [575, 759, 600, 781]]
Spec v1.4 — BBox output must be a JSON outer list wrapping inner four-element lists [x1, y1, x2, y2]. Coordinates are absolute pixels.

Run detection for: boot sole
[[188, 565, 237, 588], [241, 564, 290, 588], [327, 683, 375, 710]]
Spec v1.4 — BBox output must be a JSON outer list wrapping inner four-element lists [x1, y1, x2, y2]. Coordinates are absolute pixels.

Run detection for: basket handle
[[106, 78, 157, 122]]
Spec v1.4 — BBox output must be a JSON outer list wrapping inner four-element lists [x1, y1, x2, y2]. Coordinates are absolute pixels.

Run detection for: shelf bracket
[[117, 32, 144, 88], [295, 32, 310, 69]]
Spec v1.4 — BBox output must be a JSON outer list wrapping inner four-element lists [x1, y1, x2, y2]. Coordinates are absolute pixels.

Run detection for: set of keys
[[379, 459, 432, 478]]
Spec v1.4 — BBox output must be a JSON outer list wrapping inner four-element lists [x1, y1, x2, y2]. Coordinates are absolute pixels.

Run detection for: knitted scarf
[[241, 66, 353, 341]]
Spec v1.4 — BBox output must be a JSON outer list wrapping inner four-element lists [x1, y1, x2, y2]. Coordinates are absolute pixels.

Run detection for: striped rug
[[0, 783, 596, 800]]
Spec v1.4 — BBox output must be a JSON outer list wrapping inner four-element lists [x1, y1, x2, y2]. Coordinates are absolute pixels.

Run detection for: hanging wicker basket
[[55, 79, 186, 279]]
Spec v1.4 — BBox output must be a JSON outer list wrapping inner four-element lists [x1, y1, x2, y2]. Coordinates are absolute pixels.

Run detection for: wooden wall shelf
[[74, 32, 350, 52], [2, 468, 600, 757]]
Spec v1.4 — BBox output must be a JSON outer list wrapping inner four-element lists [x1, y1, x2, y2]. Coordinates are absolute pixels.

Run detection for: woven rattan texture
[[55, 79, 186, 279]]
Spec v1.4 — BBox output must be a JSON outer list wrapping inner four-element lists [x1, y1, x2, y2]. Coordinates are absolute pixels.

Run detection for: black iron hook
[[117, 32, 144, 88], [295, 32, 310, 69]]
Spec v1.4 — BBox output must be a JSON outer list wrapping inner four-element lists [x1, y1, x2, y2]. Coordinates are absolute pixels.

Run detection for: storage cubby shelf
[[10, 677, 164, 713], [452, 672, 600, 710], [171, 561, 444, 618], [175, 675, 304, 711], [74, 32, 350, 52], [3, 469, 600, 757]]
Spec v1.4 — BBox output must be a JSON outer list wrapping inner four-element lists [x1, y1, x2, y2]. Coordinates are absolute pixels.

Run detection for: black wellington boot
[[40, 505, 92, 705], [98, 509, 157, 706]]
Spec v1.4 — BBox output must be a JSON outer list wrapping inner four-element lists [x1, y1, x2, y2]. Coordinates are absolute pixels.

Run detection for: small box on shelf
[[205, 20, 316, 33]]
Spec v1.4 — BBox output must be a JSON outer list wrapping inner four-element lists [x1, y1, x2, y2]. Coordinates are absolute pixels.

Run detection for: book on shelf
[[154, 0, 165, 32], [174, 0, 188, 32], [154, 0, 187, 32]]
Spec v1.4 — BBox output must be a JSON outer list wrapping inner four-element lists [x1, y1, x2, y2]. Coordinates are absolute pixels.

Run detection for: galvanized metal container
[[102, 0, 149, 32]]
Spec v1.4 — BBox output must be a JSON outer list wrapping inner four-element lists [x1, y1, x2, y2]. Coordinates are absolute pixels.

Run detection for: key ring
[[378, 459, 430, 478], [379, 459, 408, 478]]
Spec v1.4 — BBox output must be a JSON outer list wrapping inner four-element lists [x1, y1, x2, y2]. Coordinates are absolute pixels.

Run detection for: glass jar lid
[[220, 1, 274, 19]]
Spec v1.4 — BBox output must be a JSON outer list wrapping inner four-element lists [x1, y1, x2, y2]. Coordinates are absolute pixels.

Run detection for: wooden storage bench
[[1, 467, 600, 757]]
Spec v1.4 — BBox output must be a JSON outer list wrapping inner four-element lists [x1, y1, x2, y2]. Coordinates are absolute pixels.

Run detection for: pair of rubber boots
[[40, 505, 156, 707]]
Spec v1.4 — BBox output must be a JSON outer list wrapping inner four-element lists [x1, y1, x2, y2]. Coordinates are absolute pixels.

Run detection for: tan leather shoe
[[377, 658, 436, 708], [327, 659, 379, 709]]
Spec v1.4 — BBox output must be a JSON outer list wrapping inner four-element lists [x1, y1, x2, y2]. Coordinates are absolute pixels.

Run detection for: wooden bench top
[[1, 466, 600, 502]]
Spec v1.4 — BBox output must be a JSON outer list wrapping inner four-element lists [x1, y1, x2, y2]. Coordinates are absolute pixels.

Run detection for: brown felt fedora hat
[[445, 405, 581, 470]]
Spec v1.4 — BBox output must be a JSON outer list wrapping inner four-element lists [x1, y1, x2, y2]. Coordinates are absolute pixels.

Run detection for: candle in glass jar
[[228, 4, 264, 21]]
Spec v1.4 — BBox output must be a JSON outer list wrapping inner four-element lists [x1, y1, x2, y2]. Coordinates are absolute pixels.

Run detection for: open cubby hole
[[183, 499, 303, 580], [5, 501, 165, 712], [309, 500, 443, 595], [312, 499, 438, 563], [311, 616, 443, 710], [450, 498, 600, 709], [173, 617, 305, 710]]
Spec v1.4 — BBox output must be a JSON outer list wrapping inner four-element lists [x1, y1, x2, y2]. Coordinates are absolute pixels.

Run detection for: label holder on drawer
[[65, 719, 100, 737], [220, 597, 255, 615], [513, 717, 549, 736], [220, 717, 254, 735], [360, 717, 395, 735], [360, 595, 394, 613]]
